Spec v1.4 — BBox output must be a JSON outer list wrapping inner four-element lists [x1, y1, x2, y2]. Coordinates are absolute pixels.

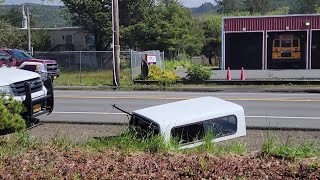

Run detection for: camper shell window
[[130, 114, 160, 138], [171, 115, 237, 145]]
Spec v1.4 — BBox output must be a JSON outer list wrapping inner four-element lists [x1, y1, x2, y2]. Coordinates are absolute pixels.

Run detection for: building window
[[85, 34, 95, 46], [66, 35, 73, 44]]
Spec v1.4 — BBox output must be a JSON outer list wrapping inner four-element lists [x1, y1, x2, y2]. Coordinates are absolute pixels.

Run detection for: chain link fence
[[33, 51, 115, 71], [33, 51, 131, 85], [32, 50, 163, 85], [130, 50, 165, 80]]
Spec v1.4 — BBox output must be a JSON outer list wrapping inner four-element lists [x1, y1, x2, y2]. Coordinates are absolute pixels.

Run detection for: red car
[[0, 49, 60, 80]]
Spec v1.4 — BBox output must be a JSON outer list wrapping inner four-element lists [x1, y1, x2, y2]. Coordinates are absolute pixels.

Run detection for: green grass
[[261, 133, 320, 160], [165, 60, 218, 71], [82, 132, 177, 154], [0, 131, 39, 159], [0, 130, 320, 162], [54, 69, 133, 86], [165, 60, 193, 71], [82, 131, 248, 155]]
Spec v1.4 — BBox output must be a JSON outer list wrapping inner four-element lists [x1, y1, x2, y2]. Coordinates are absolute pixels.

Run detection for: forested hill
[[0, 0, 314, 28], [189, 0, 303, 17], [190, 2, 220, 16], [0, 3, 72, 28]]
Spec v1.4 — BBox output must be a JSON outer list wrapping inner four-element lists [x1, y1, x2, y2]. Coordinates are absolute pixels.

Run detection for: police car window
[[171, 115, 237, 145], [0, 52, 10, 61]]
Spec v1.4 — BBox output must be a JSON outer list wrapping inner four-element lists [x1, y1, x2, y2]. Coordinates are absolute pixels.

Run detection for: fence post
[[68, 53, 71, 70], [101, 52, 103, 69], [80, 51, 82, 84], [130, 49, 134, 81], [162, 52, 165, 71]]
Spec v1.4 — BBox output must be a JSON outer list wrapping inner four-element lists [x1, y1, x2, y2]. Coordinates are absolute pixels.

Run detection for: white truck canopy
[[132, 96, 246, 148]]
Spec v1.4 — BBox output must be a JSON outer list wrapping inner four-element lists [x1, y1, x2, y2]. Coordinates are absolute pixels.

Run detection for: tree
[[215, 0, 242, 14], [201, 15, 222, 65], [243, 0, 271, 15], [144, 0, 204, 58], [289, 0, 320, 14], [31, 29, 51, 51], [0, 20, 27, 49], [119, 0, 155, 49], [62, 0, 203, 57], [0, 20, 50, 51], [62, 0, 112, 50], [0, 8, 22, 27]]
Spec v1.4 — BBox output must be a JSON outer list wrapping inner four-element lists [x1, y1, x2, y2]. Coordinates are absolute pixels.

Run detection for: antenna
[[112, 104, 132, 116]]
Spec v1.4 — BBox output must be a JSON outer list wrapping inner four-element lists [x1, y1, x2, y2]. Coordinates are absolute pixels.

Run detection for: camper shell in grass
[[129, 96, 246, 149]]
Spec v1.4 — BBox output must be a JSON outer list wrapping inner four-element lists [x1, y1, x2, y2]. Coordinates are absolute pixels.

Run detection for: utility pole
[[113, 0, 120, 86], [27, 7, 32, 54]]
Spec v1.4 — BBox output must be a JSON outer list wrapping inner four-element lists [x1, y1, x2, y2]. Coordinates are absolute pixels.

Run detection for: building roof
[[19, 27, 83, 31], [223, 14, 320, 19], [133, 96, 244, 129], [223, 14, 320, 32]]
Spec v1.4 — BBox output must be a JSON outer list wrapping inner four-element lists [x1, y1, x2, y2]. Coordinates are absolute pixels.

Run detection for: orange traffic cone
[[227, 67, 231, 80], [241, 67, 245, 80]]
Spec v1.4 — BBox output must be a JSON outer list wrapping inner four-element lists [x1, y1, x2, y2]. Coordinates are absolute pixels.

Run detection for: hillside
[[0, 0, 299, 28], [189, 2, 219, 16], [189, 0, 293, 17], [0, 3, 72, 28]]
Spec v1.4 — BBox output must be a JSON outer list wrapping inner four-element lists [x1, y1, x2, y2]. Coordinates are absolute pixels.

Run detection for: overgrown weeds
[[261, 132, 320, 160], [1, 129, 319, 162], [54, 69, 132, 86], [0, 131, 38, 158]]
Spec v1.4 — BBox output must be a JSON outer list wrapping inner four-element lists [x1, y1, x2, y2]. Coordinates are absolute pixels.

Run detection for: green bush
[[146, 65, 179, 85], [0, 97, 26, 132], [186, 64, 212, 82], [147, 65, 163, 80], [165, 60, 193, 71]]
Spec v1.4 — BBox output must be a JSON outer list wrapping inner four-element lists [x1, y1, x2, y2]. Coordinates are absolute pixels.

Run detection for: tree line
[[61, 0, 320, 63], [0, 0, 319, 62]]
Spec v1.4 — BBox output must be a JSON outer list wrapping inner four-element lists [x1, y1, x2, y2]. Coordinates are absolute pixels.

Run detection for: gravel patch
[[28, 123, 127, 143], [29, 123, 320, 151]]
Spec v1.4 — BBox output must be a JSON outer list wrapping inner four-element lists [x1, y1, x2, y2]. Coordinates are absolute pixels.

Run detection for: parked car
[[114, 96, 246, 149], [0, 49, 60, 80], [19, 61, 48, 81], [0, 67, 54, 122]]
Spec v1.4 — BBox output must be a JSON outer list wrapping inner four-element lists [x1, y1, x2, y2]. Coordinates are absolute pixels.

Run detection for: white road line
[[52, 112, 320, 120], [53, 112, 126, 115], [246, 116, 320, 120]]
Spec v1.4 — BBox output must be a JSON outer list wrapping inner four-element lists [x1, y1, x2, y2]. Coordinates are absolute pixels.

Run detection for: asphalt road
[[39, 90, 320, 129]]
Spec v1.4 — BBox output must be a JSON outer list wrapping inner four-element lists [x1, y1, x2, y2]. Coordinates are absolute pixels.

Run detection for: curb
[[133, 79, 320, 85], [53, 85, 320, 94]]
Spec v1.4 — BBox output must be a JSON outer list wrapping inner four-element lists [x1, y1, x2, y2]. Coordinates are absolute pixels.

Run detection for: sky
[[5, 0, 215, 8]]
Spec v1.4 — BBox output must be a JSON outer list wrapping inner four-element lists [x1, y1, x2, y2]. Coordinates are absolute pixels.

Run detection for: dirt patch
[[0, 146, 319, 179], [28, 123, 127, 143]]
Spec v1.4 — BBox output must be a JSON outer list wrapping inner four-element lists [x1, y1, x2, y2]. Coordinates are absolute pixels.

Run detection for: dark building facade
[[222, 15, 320, 70]]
